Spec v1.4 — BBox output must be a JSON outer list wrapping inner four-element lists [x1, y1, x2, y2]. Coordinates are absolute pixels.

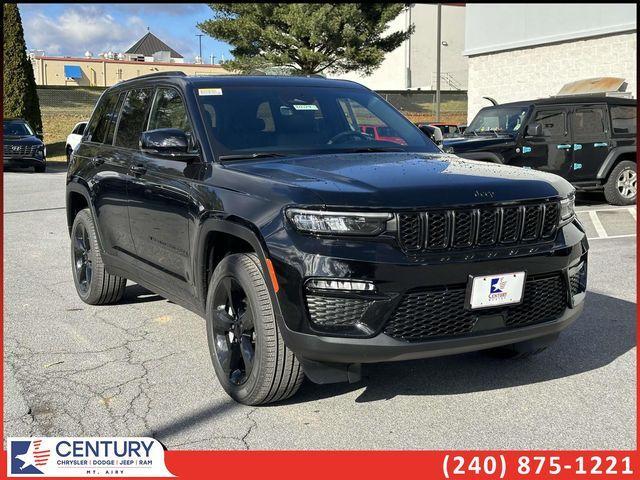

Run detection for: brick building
[[464, 4, 637, 119]]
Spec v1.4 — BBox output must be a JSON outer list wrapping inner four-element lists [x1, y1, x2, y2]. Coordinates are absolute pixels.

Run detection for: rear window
[[115, 88, 153, 149], [573, 108, 606, 135], [610, 105, 636, 134]]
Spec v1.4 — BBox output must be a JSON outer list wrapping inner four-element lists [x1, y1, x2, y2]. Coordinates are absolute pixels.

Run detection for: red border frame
[[1, 6, 639, 478]]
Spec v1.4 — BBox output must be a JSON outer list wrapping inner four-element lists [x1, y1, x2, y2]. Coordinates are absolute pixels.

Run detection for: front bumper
[[3, 156, 46, 168], [267, 218, 588, 364]]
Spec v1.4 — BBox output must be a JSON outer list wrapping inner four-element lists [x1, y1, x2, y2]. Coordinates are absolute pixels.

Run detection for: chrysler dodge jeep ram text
[[442, 96, 637, 205], [66, 73, 588, 405]]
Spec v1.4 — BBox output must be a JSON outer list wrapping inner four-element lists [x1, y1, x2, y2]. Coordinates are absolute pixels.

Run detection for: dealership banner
[[7, 437, 174, 477]]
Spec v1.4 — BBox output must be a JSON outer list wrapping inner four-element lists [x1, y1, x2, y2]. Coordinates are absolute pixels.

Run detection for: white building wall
[[467, 32, 637, 120], [332, 4, 467, 91]]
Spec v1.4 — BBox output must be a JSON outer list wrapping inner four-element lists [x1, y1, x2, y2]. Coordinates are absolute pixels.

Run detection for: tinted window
[[610, 106, 636, 134], [115, 88, 153, 149], [3, 121, 33, 136], [467, 106, 529, 134], [196, 85, 436, 157], [573, 108, 605, 135], [90, 93, 120, 144], [148, 88, 192, 133], [534, 110, 566, 137]]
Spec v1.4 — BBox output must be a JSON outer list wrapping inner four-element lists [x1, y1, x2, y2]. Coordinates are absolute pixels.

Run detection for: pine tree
[[3, 4, 43, 132], [199, 3, 413, 75]]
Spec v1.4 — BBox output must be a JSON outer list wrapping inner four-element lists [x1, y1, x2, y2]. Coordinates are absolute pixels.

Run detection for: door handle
[[557, 144, 572, 150], [130, 164, 147, 175]]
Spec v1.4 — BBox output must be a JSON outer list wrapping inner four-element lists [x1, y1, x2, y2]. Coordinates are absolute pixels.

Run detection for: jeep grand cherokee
[[66, 73, 588, 405]]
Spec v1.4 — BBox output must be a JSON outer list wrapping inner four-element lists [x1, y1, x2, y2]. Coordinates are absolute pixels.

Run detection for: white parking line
[[588, 210, 608, 238], [588, 234, 636, 241], [629, 208, 637, 221]]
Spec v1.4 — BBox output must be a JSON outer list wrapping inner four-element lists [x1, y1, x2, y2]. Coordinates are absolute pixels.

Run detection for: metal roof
[[125, 32, 183, 59]]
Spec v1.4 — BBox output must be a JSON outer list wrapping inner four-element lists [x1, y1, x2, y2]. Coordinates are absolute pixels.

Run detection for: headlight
[[559, 193, 576, 226], [286, 209, 391, 235]]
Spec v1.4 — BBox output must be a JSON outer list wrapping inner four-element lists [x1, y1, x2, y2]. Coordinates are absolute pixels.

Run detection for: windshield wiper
[[218, 152, 290, 161], [339, 146, 405, 153]]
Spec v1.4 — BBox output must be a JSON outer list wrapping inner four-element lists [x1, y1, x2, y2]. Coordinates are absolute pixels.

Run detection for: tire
[[604, 160, 636, 206], [34, 163, 46, 173], [485, 333, 559, 360], [70, 208, 126, 305], [205, 253, 304, 405]]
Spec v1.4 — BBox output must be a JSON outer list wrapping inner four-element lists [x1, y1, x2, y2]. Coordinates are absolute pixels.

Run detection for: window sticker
[[198, 88, 223, 96], [292, 104, 319, 111]]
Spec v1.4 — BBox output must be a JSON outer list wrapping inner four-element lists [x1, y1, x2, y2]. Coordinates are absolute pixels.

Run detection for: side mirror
[[36, 132, 44, 141], [526, 122, 543, 137], [140, 128, 198, 159], [418, 125, 443, 146]]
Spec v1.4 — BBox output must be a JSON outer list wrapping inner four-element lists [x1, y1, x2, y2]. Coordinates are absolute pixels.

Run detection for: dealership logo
[[10, 439, 50, 474], [489, 277, 508, 301], [8, 437, 174, 477]]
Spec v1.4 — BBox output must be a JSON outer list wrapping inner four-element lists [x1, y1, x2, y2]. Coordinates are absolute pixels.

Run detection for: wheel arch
[[66, 182, 91, 235], [597, 146, 636, 180], [195, 217, 279, 313]]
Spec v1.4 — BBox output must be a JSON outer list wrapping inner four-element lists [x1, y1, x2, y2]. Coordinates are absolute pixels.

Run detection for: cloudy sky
[[18, 3, 233, 63]]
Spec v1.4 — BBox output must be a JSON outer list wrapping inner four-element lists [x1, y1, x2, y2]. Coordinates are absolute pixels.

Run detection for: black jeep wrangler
[[67, 73, 588, 405], [443, 96, 636, 205]]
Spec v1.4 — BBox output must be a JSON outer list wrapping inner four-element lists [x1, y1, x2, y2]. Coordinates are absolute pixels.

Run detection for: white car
[[66, 121, 88, 161]]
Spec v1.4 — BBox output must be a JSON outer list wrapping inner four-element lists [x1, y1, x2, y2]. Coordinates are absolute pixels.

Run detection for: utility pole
[[210, 53, 215, 65], [196, 34, 204, 63], [405, 4, 413, 89], [435, 3, 442, 122]]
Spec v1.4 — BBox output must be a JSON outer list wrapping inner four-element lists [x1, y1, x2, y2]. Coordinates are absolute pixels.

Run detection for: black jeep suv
[[3, 118, 47, 172], [67, 73, 588, 405], [443, 96, 636, 205]]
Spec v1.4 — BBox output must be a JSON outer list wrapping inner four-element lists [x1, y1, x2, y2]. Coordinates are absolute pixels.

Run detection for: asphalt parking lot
[[3, 164, 637, 450]]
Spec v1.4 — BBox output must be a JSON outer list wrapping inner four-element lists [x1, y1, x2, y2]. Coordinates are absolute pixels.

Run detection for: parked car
[[67, 73, 587, 405], [416, 123, 443, 146], [442, 95, 637, 205], [359, 124, 407, 144], [427, 122, 462, 138], [3, 118, 46, 172], [66, 121, 88, 161]]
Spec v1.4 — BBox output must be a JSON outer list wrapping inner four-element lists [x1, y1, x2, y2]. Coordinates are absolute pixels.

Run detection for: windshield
[[3, 121, 34, 136], [466, 106, 529, 135], [196, 85, 439, 158]]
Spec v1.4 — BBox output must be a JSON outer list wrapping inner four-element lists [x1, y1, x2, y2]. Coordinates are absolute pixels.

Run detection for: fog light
[[306, 279, 376, 292]]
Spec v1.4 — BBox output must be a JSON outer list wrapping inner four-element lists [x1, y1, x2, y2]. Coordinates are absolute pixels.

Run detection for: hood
[[223, 152, 572, 208], [443, 135, 514, 153], [3, 135, 43, 146]]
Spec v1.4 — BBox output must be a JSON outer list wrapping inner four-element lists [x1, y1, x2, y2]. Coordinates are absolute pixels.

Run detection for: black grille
[[541, 203, 559, 238], [306, 295, 371, 327], [427, 211, 449, 249], [384, 275, 567, 342], [3, 144, 38, 156], [398, 201, 560, 252], [569, 262, 587, 296], [398, 214, 422, 251]]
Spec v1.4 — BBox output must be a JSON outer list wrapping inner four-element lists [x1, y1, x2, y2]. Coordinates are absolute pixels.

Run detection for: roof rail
[[119, 71, 187, 83]]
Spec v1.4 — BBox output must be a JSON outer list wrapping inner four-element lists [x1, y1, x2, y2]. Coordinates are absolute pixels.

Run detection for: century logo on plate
[[8, 437, 174, 477], [489, 276, 508, 300]]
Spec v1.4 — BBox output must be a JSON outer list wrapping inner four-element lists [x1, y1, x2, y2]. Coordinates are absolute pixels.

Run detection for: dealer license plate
[[469, 272, 526, 309]]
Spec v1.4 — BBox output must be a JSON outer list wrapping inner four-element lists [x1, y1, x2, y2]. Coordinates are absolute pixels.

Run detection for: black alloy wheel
[[73, 221, 93, 294], [211, 276, 256, 386]]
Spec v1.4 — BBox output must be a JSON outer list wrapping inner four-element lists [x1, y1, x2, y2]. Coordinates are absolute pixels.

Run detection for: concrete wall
[[465, 3, 637, 56], [332, 4, 467, 91], [466, 32, 637, 120], [32, 57, 227, 87]]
